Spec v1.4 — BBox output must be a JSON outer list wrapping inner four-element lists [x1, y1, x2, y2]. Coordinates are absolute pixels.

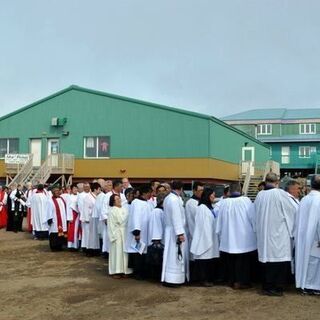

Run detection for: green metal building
[[222, 108, 320, 177], [0, 85, 270, 185]]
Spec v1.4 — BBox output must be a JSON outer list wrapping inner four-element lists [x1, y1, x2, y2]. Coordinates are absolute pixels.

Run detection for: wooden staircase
[[240, 160, 280, 202], [6, 154, 74, 187]]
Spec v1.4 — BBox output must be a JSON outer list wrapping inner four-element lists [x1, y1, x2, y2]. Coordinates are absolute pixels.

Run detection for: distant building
[[222, 108, 320, 177], [0, 86, 270, 186]]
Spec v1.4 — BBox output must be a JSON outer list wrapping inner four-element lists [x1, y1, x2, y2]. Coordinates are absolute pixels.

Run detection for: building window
[[281, 146, 290, 164], [257, 124, 272, 135], [299, 146, 316, 158], [0, 138, 19, 158], [299, 123, 316, 134], [84, 136, 110, 158]]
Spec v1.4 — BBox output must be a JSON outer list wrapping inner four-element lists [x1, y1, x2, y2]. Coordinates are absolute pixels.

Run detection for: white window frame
[[257, 124, 272, 135], [281, 146, 290, 164], [299, 123, 316, 135], [83, 136, 110, 159], [299, 146, 316, 158], [0, 138, 19, 159]]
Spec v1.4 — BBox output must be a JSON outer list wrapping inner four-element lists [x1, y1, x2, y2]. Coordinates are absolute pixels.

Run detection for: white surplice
[[185, 197, 198, 260], [161, 192, 189, 284], [253, 188, 296, 263], [108, 206, 132, 275], [295, 190, 320, 290], [67, 193, 81, 249], [216, 196, 256, 254], [30, 191, 49, 233], [190, 204, 219, 259], [46, 197, 68, 234], [148, 207, 164, 245], [125, 198, 151, 254], [101, 191, 127, 253], [81, 192, 96, 249]]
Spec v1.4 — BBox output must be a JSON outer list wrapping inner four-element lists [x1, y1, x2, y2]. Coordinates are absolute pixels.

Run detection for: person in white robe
[[148, 193, 165, 246], [46, 185, 69, 251], [161, 181, 189, 287], [29, 184, 49, 240], [148, 180, 161, 209], [126, 184, 152, 280], [100, 180, 127, 255], [83, 182, 101, 255], [190, 187, 219, 286], [66, 184, 81, 250], [295, 175, 320, 295], [216, 182, 256, 289], [185, 181, 204, 281], [107, 194, 132, 278], [78, 183, 90, 250], [284, 179, 301, 210], [147, 192, 166, 280], [253, 172, 296, 296]]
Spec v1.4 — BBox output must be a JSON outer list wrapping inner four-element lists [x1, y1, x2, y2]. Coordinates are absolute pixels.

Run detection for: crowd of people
[[0, 174, 319, 297]]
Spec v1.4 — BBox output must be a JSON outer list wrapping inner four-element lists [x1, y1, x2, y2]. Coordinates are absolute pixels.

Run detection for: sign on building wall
[[4, 154, 30, 164]]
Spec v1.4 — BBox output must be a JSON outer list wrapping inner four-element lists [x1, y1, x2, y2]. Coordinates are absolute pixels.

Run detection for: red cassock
[[0, 191, 8, 229]]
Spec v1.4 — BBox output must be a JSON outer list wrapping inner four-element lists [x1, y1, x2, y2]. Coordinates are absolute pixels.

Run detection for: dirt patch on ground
[[0, 228, 319, 320]]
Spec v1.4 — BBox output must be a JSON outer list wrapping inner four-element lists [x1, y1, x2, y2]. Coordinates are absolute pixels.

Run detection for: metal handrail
[[31, 153, 74, 185], [242, 162, 251, 196], [8, 154, 33, 187]]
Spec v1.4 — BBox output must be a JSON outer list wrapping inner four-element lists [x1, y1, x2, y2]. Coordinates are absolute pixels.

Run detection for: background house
[[222, 108, 320, 177]]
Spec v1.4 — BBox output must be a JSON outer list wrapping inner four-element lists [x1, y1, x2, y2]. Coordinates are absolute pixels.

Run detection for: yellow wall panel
[[74, 158, 238, 181]]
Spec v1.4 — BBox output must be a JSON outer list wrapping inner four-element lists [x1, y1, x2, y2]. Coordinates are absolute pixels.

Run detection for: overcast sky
[[1, 0, 320, 119]]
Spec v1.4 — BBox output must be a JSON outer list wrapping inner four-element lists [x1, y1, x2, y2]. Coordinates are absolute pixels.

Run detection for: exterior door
[[48, 139, 59, 167], [30, 139, 42, 167], [241, 147, 255, 175]]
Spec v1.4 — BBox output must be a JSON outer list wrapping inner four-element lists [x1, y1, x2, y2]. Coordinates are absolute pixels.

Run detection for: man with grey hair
[[284, 179, 301, 210], [253, 172, 296, 296], [295, 174, 320, 295]]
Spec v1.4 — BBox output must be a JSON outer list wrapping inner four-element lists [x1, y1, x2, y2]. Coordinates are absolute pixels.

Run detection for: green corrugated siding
[[0, 90, 211, 159], [210, 122, 270, 163], [281, 124, 299, 135], [233, 124, 256, 137]]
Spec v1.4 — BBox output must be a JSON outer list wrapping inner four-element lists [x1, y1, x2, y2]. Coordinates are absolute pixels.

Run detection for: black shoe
[[201, 281, 214, 287], [262, 289, 283, 297], [162, 282, 180, 288]]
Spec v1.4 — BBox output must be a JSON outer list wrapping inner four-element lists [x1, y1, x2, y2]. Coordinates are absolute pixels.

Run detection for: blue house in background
[[221, 108, 320, 177]]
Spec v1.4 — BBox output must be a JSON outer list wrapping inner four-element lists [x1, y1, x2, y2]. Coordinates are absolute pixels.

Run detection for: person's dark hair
[[265, 172, 278, 184], [311, 175, 320, 190], [70, 183, 78, 189], [171, 180, 183, 191], [124, 187, 134, 197], [229, 182, 241, 194], [150, 179, 161, 187], [139, 184, 152, 195], [199, 187, 215, 209], [109, 194, 120, 207], [156, 192, 166, 209], [258, 181, 266, 188], [51, 184, 61, 191], [90, 182, 101, 192], [192, 181, 204, 191], [284, 179, 300, 192], [37, 184, 44, 190], [113, 179, 122, 189]]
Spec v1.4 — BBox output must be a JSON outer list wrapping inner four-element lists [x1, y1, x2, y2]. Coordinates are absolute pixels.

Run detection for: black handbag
[[146, 242, 164, 267]]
